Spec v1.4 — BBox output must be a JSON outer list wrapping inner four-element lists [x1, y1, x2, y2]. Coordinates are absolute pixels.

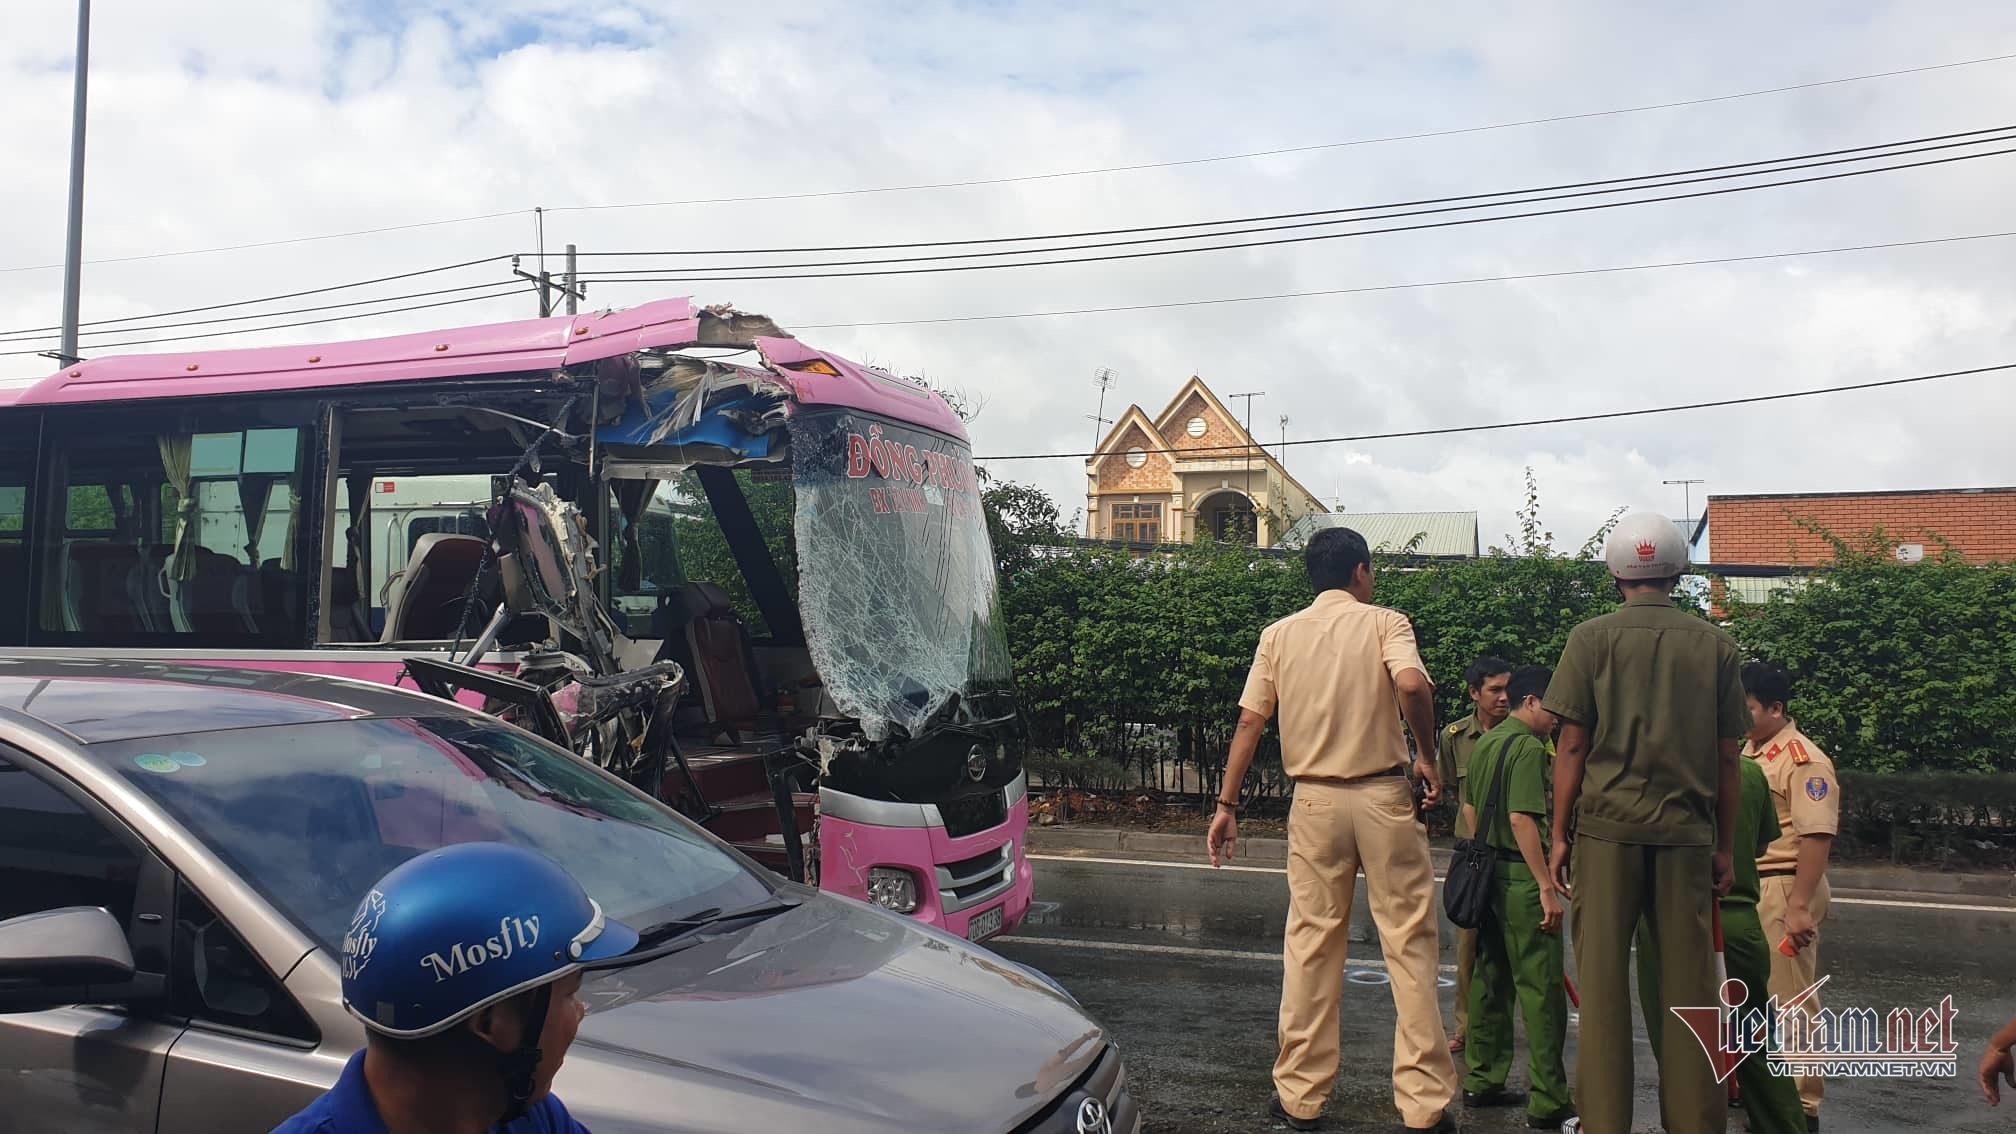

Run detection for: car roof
[[0, 658, 474, 743]]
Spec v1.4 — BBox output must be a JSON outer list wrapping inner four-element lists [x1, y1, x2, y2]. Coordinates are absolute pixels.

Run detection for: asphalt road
[[990, 853, 2016, 1134]]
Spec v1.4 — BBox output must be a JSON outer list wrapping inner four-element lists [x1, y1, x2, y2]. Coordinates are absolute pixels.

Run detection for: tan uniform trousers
[[1758, 874, 1831, 1116], [1277, 775, 1457, 1127], [1571, 836, 1724, 1134]]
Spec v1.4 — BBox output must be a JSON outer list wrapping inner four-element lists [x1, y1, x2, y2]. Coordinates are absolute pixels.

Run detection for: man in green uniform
[[1461, 664, 1574, 1130], [1636, 745, 1808, 1134], [1439, 654, 1512, 1053], [1545, 512, 1748, 1134]]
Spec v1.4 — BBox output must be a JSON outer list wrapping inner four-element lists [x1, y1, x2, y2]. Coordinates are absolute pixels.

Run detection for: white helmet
[[1604, 511, 1689, 580]]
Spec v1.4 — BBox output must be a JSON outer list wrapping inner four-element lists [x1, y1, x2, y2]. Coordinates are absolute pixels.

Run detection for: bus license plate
[[967, 905, 1004, 942]]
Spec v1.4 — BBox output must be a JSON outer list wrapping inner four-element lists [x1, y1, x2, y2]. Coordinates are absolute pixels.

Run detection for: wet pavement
[[990, 855, 2016, 1133]]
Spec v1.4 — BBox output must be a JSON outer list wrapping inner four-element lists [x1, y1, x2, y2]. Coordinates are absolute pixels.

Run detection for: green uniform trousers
[[1636, 903, 1808, 1134], [1571, 835, 1724, 1134], [1463, 862, 1571, 1120], [1453, 925, 1476, 1038]]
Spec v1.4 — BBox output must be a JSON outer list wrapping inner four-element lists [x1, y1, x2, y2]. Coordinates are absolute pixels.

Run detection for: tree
[[981, 478, 1070, 583], [1725, 526, 2016, 773]]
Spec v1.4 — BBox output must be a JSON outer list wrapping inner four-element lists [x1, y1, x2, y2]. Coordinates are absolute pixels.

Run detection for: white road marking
[[1003, 934, 1459, 973], [1029, 853, 2016, 914]]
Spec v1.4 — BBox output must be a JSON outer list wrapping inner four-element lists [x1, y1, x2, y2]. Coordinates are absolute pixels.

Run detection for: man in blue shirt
[[274, 843, 639, 1133]]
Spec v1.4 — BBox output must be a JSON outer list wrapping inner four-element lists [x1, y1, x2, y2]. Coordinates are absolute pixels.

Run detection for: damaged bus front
[[590, 337, 1033, 939], [1, 298, 1031, 941]]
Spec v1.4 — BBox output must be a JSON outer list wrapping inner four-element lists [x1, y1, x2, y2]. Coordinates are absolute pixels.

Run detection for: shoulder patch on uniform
[[1790, 739, 1811, 765], [1805, 776, 1830, 801]]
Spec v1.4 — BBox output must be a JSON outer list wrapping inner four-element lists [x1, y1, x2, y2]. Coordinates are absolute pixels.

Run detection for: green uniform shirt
[[1728, 756, 1780, 908], [1463, 716, 1550, 856], [1543, 592, 1750, 847], [1439, 714, 1489, 838]]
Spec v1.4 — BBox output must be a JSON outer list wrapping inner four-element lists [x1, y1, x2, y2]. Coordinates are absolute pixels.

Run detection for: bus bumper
[[816, 774, 1033, 941]]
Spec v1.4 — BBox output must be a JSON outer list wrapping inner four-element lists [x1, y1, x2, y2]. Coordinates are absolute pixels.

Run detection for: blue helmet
[[340, 842, 639, 1038]]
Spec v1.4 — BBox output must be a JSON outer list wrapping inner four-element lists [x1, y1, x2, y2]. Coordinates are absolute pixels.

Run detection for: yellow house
[[1085, 376, 1328, 548]]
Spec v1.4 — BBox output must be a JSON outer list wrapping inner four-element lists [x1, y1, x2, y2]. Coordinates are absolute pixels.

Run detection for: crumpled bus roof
[[14, 297, 968, 441]]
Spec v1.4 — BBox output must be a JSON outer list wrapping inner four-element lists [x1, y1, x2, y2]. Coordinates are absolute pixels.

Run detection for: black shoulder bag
[[1441, 737, 1511, 930]]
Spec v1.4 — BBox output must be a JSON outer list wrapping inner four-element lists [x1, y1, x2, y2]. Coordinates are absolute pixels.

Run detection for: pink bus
[[0, 297, 1031, 943]]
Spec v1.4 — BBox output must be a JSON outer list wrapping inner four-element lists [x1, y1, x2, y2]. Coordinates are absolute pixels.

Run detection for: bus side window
[[32, 415, 312, 647]]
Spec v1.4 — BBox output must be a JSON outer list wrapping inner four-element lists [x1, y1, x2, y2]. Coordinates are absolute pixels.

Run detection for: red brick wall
[[1093, 421, 1174, 495], [1708, 490, 2016, 565]]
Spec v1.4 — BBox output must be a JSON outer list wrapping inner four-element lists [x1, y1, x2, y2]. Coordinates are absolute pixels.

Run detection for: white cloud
[[3, 0, 2016, 553]]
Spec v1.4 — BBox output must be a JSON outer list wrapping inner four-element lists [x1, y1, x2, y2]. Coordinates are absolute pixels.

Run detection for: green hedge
[[1835, 772, 2016, 866]]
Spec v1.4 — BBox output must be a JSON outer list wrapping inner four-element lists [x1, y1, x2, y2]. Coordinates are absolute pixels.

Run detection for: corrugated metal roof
[[1280, 511, 1479, 556]]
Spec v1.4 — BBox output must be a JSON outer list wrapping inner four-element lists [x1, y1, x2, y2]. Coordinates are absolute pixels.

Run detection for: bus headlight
[[868, 867, 920, 914]]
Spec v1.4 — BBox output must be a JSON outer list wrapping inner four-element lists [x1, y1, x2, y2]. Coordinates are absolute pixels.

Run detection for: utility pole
[[56, 0, 91, 365], [563, 243, 581, 316], [1278, 414, 1290, 462], [1089, 367, 1117, 449]]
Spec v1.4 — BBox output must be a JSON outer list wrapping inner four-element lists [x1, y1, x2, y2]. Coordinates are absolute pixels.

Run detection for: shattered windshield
[[789, 409, 1012, 739]]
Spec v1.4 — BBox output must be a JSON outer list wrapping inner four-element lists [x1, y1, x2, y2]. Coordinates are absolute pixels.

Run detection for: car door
[[155, 878, 340, 1134], [0, 744, 181, 1134]]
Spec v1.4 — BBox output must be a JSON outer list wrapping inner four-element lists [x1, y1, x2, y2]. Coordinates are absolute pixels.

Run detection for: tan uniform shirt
[[1238, 590, 1429, 781], [1542, 592, 1750, 846], [1746, 721, 1841, 872]]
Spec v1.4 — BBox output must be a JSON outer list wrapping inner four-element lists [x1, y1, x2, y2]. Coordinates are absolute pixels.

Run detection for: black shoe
[[1268, 1094, 1322, 1131], [1528, 1108, 1577, 1129], [1464, 1085, 1529, 1107], [1805, 1117, 1820, 1133], [1402, 1112, 1456, 1134]]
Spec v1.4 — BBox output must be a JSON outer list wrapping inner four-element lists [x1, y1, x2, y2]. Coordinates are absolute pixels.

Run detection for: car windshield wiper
[[629, 896, 802, 950]]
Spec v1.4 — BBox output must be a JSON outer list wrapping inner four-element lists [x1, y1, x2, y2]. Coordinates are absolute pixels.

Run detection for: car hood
[[561, 894, 1104, 1133]]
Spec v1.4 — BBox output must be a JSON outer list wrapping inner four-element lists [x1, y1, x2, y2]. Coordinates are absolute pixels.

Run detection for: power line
[[0, 210, 527, 275], [0, 255, 512, 339], [541, 50, 2016, 214], [2, 50, 2008, 276], [0, 287, 525, 358], [782, 229, 2016, 329], [558, 125, 2016, 258], [974, 363, 2016, 461], [0, 279, 519, 347], [574, 140, 2016, 284]]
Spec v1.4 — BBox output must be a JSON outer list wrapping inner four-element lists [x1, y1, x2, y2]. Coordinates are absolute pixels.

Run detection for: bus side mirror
[[0, 907, 138, 1014]]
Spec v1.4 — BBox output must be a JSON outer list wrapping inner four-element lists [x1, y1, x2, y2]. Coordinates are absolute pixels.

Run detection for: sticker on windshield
[[169, 750, 207, 768], [134, 754, 180, 774]]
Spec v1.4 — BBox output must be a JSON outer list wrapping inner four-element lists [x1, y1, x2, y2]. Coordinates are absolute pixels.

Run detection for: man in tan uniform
[[1545, 512, 1747, 1134], [1437, 655, 1512, 1053], [1209, 526, 1457, 1133], [1743, 660, 1839, 1130]]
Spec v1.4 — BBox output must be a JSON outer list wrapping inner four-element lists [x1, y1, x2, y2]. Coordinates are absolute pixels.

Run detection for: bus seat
[[128, 545, 175, 633], [379, 534, 488, 643], [327, 566, 367, 642], [258, 559, 299, 639], [178, 548, 256, 636], [62, 543, 145, 635], [682, 581, 761, 740]]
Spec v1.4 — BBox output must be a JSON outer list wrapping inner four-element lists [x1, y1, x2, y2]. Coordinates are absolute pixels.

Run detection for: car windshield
[[788, 408, 1014, 740], [90, 716, 773, 954]]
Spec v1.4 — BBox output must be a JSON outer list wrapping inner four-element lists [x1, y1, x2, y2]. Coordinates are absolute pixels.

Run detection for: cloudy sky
[[4, 1, 2014, 553]]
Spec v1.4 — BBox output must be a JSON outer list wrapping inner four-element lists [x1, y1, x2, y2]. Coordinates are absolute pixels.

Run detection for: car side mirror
[[0, 906, 138, 1014]]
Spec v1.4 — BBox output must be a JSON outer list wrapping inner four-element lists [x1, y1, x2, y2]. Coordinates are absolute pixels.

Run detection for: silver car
[[0, 659, 1137, 1133]]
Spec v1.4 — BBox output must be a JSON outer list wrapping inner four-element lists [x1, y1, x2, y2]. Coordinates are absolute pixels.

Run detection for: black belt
[[1759, 868, 1797, 878], [1300, 765, 1407, 786]]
